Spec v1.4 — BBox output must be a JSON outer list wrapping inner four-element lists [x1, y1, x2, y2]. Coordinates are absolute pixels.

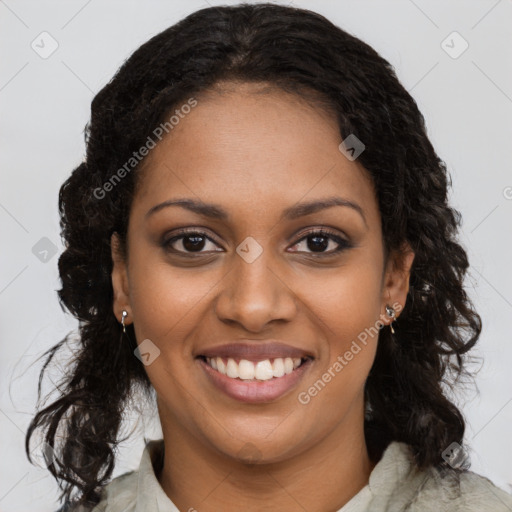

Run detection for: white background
[[1, 0, 511, 510]]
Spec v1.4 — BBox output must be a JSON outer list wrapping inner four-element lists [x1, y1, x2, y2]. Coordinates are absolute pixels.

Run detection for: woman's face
[[112, 82, 413, 464]]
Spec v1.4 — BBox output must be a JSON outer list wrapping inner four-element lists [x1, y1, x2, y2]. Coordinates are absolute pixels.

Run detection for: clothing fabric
[[59, 439, 512, 511]]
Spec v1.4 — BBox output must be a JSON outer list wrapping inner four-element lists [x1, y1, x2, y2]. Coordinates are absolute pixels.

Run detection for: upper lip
[[196, 341, 315, 361]]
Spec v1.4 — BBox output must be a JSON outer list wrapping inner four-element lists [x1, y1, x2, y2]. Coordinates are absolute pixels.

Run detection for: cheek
[[127, 251, 217, 340], [304, 256, 383, 338], [125, 253, 207, 419], [296, 256, 383, 390]]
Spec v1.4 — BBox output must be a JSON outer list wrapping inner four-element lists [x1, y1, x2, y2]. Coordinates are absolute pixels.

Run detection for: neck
[[157, 400, 376, 512]]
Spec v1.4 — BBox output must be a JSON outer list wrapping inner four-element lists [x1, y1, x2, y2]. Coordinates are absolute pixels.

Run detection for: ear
[[111, 232, 132, 326], [380, 241, 415, 326]]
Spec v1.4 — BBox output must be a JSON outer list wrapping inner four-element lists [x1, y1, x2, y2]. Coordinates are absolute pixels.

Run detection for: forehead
[[132, 83, 378, 225]]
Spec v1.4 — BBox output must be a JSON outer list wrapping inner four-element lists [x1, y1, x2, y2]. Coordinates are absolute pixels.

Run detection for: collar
[[134, 439, 179, 512], [102, 438, 420, 511]]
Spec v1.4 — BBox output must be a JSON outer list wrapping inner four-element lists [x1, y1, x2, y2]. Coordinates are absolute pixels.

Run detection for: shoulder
[[55, 438, 166, 512], [90, 469, 139, 511], [371, 442, 512, 511], [446, 468, 512, 511], [416, 466, 512, 511], [54, 469, 139, 512]]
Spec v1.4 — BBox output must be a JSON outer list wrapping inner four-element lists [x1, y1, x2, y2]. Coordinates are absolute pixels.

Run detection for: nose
[[214, 248, 297, 332]]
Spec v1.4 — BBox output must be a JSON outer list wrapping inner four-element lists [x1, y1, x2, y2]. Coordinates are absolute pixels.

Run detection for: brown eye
[[162, 230, 222, 254], [289, 229, 352, 256]]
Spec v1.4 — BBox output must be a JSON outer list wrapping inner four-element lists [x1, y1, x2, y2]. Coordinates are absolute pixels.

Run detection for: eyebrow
[[145, 196, 367, 226]]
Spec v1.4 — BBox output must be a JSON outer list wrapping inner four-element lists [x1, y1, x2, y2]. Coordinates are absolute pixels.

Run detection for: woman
[[25, 3, 512, 511]]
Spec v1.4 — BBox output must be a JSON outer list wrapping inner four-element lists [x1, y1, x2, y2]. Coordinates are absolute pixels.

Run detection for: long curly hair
[[25, 2, 482, 508]]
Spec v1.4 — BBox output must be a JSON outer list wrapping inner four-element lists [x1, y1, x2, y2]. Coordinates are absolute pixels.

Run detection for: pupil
[[183, 235, 205, 252], [308, 235, 328, 252], [181, 234, 329, 253]]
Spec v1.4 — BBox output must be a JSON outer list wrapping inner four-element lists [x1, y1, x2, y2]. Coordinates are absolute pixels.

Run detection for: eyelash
[[162, 227, 352, 257]]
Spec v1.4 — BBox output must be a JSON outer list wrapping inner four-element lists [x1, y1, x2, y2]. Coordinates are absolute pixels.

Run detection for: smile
[[204, 356, 306, 380], [196, 355, 314, 403]]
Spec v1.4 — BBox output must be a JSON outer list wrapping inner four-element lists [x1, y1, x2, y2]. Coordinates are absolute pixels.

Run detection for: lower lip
[[197, 357, 313, 404]]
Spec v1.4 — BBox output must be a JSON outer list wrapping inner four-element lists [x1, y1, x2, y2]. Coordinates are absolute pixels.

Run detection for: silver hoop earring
[[385, 304, 396, 334], [121, 310, 128, 334]]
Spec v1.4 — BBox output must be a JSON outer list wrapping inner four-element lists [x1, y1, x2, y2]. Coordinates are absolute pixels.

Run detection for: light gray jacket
[[58, 439, 512, 511]]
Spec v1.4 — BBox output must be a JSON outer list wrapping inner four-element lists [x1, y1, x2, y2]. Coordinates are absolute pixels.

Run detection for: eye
[[289, 228, 352, 256], [162, 229, 222, 255], [162, 227, 352, 257]]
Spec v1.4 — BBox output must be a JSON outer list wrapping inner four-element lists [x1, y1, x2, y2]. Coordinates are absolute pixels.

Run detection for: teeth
[[238, 359, 255, 380], [226, 358, 238, 379], [205, 357, 304, 381], [272, 357, 285, 378], [255, 360, 274, 380]]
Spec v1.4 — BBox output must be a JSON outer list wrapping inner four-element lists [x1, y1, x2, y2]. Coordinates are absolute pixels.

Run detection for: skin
[[111, 81, 415, 512]]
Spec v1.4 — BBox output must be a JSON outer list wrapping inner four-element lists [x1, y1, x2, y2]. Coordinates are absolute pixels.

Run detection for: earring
[[385, 304, 396, 334], [121, 310, 128, 333]]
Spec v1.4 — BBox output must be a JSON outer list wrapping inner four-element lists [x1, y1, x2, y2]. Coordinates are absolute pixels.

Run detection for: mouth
[[197, 355, 311, 380], [196, 355, 314, 403]]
